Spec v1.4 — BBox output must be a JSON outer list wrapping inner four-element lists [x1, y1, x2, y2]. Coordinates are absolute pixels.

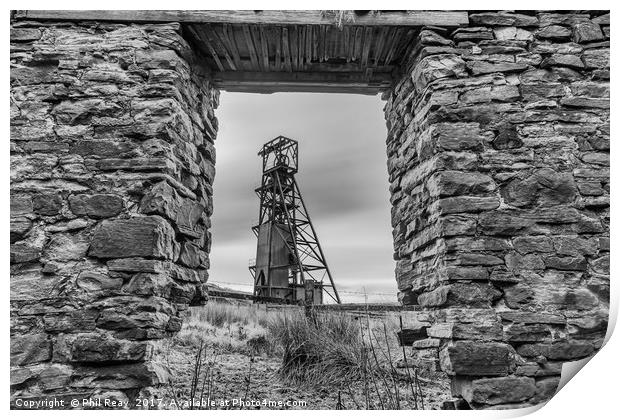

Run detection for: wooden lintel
[[211, 70, 393, 95], [14, 10, 469, 27]]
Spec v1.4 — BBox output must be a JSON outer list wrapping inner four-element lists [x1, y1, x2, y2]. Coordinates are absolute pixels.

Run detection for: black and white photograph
[[7, 2, 615, 414]]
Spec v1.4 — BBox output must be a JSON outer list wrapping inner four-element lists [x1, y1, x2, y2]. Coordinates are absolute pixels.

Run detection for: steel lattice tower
[[249, 136, 341, 304]]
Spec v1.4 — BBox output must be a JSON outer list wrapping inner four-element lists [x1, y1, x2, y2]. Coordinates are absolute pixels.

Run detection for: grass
[[161, 299, 428, 409], [173, 301, 282, 355], [268, 310, 365, 386]]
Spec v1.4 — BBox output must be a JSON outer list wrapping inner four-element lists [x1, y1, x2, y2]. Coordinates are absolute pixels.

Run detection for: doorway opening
[[209, 92, 396, 303]]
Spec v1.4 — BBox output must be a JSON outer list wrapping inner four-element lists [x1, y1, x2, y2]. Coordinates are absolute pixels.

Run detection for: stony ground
[[153, 302, 451, 410]]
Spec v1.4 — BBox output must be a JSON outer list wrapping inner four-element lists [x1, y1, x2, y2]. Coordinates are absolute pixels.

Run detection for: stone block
[[411, 54, 467, 91], [70, 333, 151, 363], [69, 194, 124, 218], [45, 233, 90, 261], [499, 310, 565, 325], [433, 196, 500, 215], [461, 376, 536, 405], [11, 366, 35, 386], [72, 362, 169, 390], [432, 122, 486, 151], [139, 181, 206, 238], [89, 216, 177, 260], [178, 242, 209, 268], [517, 340, 595, 360], [438, 215, 477, 237], [530, 376, 561, 404], [440, 341, 516, 376], [39, 364, 73, 390], [43, 310, 98, 333], [467, 61, 528, 75], [541, 54, 585, 69], [76, 271, 124, 292], [453, 253, 504, 266], [513, 236, 553, 254], [11, 268, 60, 301], [427, 171, 496, 197], [418, 283, 502, 308], [492, 123, 523, 149], [10, 243, 41, 264], [479, 211, 533, 236], [503, 323, 551, 342], [572, 22, 604, 43], [11, 333, 52, 366], [502, 169, 577, 208], [536, 25, 572, 41], [10, 216, 32, 243], [11, 194, 33, 215], [11, 28, 43, 42], [428, 322, 503, 341], [32, 192, 62, 216], [469, 12, 538, 27]]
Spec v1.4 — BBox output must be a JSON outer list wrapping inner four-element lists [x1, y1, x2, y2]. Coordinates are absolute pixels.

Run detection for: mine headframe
[[248, 135, 341, 305]]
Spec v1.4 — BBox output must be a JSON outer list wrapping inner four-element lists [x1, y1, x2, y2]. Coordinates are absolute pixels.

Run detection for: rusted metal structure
[[249, 136, 340, 304]]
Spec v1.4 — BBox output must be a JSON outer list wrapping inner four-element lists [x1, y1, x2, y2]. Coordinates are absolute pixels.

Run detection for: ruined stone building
[[10, 10, 609, 409]]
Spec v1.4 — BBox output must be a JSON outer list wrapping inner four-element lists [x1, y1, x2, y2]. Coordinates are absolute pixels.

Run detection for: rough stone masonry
[[385, 10, 609, 408], [10, 10, 610, 409], [10, 20, 218, 405]]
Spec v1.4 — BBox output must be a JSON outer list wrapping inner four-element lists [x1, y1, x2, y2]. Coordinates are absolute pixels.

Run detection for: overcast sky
[[209, 92, 396, 303]]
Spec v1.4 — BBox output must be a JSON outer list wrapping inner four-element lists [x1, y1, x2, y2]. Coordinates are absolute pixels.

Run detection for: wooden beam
[[15, 10, 469, 27], [211, 70, 393, 95]]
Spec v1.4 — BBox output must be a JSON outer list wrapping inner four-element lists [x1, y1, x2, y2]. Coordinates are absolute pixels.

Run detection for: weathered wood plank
[[281, 27, 292, 72], [187, 25, 224, 71], [241, 25, 259, 70], [290, 26, 299, 71], [274, 26, 282, 71], [15, 10, 469, 27], [220, 23, 242, 70], [312, 26, 318, 61], [361, 27, 373, 68], [343, 26, 350, 61], [373, 26, 389, 65], [353, 26, 363, 62], [305, 25, 312, 68], [206, 24, 237, 71], [319, 26, 327, 62], [258, 26, 270, 71], [383, 27, 402, 65]]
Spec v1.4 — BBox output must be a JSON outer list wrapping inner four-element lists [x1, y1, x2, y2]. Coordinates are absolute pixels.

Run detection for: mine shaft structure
[[249, 136, 341, 305]]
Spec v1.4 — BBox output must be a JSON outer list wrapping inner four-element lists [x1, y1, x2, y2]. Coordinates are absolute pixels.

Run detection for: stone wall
[[10, 20, 218, 404], [384, 11, 610, 408]]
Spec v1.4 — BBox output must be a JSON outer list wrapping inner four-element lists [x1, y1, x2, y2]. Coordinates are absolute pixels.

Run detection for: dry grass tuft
[[268, 310, 364, 387]]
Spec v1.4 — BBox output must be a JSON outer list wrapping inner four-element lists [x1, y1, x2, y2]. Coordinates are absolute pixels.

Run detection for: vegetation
[[157, 299, 434, 409]]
